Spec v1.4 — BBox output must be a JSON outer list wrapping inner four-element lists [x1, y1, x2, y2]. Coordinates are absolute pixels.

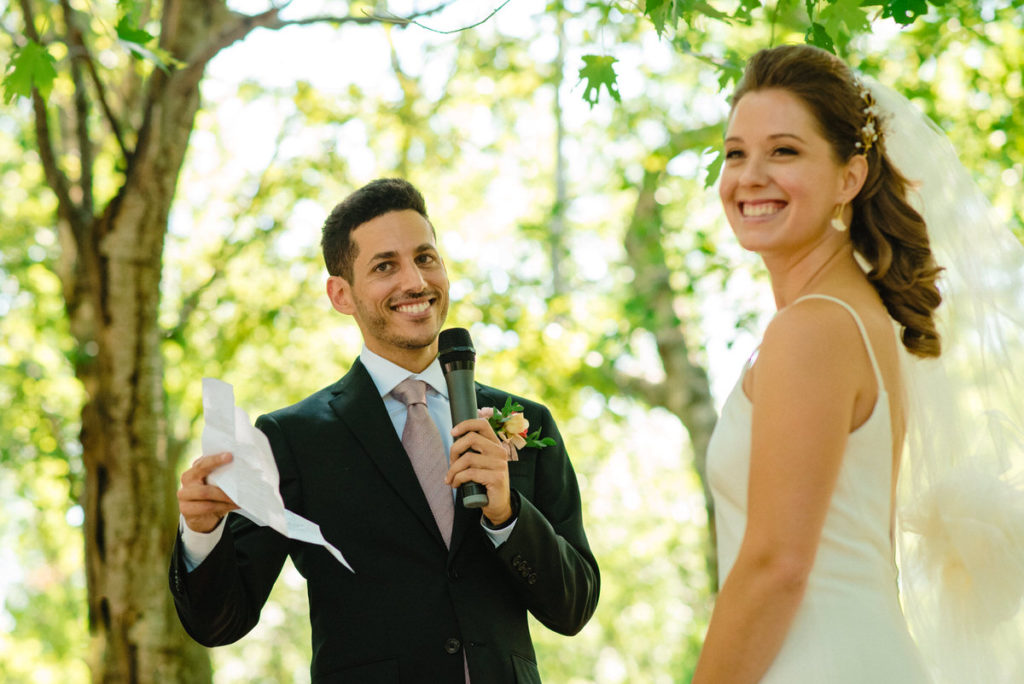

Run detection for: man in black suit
[[170, 178, 599, 683]]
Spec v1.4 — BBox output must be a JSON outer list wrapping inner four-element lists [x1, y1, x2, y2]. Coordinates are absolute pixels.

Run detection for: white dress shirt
[[181, 345, 514, 570]]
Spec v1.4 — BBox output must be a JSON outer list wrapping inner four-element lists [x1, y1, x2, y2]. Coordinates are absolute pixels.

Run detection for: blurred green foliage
[[1, 0, 1021, 682]]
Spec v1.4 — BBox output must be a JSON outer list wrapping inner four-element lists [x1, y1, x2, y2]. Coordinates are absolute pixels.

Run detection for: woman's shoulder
[[763, 295, 866, 353], [755, 293, 882, 389]]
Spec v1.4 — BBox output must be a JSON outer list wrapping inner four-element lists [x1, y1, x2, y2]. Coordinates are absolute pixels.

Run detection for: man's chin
[[387, 327, 442, 352]]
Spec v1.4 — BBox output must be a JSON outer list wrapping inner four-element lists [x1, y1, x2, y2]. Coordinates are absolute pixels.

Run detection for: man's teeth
[[395, 301, 430, 314], [743, 202, 783, 217]]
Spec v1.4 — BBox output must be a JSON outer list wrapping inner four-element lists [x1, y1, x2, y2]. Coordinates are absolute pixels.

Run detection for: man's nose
[[398, 260, 428, 291]]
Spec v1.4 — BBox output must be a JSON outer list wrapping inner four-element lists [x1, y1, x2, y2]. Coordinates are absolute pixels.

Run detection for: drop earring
[[831, 203, 848, 232]]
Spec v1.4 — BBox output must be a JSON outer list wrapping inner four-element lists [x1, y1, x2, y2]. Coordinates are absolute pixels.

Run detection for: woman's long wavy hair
[[731, 44, 943, 358]]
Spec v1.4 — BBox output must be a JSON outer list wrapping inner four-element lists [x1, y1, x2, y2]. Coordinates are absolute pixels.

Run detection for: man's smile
[[392, 299, 433, 315]]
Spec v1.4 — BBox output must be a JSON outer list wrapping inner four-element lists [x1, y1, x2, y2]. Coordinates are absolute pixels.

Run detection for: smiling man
[[169, 178, 600, 683]]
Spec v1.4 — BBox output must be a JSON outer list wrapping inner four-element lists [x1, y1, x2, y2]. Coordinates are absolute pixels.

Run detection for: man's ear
[[840, 154, 869, 204], [326, 276, 355, 315]]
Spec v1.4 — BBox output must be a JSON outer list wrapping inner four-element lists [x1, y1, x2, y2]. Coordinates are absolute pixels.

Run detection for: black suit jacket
[[170, 360, 599, 683]]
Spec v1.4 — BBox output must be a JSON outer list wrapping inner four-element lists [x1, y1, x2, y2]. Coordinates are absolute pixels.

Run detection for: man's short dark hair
[[321, 178, 431, 281]]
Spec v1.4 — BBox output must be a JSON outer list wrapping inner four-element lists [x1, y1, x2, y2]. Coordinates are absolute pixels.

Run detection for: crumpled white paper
[[202, 377, 352, 572]]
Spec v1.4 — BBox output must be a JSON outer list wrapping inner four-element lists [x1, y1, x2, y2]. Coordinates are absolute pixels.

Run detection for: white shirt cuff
[[179, 514, 226, 572], [481, 517, 516, 547]]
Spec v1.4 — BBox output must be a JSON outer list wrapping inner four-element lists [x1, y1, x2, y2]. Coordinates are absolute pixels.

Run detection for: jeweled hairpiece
[[853, 78, 881, 154]]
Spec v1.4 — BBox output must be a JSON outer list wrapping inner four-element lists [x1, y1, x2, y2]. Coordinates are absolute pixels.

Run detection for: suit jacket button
[[445, 637, 462, 654], [448, 567, 460, 581]]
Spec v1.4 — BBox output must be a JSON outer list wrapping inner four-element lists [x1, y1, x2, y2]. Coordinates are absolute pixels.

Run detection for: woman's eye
[[724, 149, 744, 159], [773, 146, 797, 155]]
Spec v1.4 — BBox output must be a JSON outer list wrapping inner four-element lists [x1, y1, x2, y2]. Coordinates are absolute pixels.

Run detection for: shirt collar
[[359, 345, 448, 400]]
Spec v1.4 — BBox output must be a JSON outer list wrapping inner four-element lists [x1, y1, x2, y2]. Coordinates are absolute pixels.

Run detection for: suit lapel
[[327, 360, 448, 549]]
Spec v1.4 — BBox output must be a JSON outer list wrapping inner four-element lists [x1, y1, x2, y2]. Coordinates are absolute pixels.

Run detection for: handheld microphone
[[438, 327, 489, 509]]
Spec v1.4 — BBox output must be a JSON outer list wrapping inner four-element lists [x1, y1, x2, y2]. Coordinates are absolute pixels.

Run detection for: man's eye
[[373, 262, 393, 272], [416, 254, 437, 264]]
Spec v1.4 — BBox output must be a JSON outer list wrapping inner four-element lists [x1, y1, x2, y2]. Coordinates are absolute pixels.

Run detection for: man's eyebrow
[[367, 250, 398, 263], [367, 245, 438, 262]]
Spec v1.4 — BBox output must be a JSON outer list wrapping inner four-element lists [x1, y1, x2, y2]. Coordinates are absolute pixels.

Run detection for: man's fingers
[[181, 452, 233, 485], [447, 443, 508, 484], [449, 466, 500, 488], [450, 418, 499, 443], [180, 499, 239, 516], [178, 482, 237, 506], [449, 432, 503, 465]]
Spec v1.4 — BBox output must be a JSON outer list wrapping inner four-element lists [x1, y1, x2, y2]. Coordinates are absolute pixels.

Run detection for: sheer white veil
[[866, 79, 1024, 683]]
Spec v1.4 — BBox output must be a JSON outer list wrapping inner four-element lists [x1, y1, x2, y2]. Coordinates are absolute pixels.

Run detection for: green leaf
[[523, 429, 556, 449], [2, 41, 57, 104], [819, 0, 871, 37], [645, 0, 672, 36], [690, 1, 731, 21], [115, 16, 155, 46], [702, 148, 724, 189], [733, 0, 762, 22], [804, 22, 836, 53], [578, 55, 621, 107], [885, 0, 929, 25]]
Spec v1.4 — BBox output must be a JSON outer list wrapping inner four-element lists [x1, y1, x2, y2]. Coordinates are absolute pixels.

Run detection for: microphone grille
[[438, 327, 475, 363]]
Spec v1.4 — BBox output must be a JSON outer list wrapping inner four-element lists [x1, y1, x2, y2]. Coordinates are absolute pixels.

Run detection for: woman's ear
[[841, 154, 869, 203]]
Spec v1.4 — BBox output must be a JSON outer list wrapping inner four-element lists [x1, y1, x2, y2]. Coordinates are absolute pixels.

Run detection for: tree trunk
[[622, 166, 720, 589], [61, 2, 241, 680]]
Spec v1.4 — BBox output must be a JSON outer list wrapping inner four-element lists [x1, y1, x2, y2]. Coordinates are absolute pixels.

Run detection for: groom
[[169, 178, 600, 683]]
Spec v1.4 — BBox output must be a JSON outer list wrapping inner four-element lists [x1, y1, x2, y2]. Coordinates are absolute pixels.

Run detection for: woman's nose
[[738, 155, 768, 186]]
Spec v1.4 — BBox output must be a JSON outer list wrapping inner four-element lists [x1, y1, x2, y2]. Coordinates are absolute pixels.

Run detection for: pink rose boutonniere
[[478, 397, 556, 461]]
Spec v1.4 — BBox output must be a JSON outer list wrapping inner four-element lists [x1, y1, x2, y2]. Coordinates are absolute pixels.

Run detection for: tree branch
[[371, 0, 508, 34], [61, 0, 95, 219], [184, 0, 457, 76], [57, 0, 131, 162], [164, 115, 296, 340], [19, 0, 80, 236], [16, 0, 41, 42], [613, 371, 668, 407]]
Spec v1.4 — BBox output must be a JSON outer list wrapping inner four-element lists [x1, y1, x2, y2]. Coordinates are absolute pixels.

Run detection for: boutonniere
[[479, 396, 556, 461]]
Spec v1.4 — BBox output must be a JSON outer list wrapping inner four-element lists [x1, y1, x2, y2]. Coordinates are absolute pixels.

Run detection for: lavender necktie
[[392, 378, 454, 547]]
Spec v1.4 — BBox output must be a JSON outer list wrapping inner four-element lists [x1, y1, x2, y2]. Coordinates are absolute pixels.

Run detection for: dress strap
[[790, 294, 885, 391]]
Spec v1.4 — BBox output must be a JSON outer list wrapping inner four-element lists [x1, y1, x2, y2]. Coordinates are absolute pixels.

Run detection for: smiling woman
[[719, 88, 867, 271], [694, 44, 942, 684]]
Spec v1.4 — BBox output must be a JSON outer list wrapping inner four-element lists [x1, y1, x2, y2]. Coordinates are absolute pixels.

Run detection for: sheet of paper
[[202, 377, 353, 572]]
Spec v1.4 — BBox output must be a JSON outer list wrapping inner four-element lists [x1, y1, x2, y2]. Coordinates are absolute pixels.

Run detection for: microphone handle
[[444, 367, 489, 509]]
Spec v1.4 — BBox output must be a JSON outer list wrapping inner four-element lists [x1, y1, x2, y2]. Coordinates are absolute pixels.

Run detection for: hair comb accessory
[[853, 78, 882, 154]]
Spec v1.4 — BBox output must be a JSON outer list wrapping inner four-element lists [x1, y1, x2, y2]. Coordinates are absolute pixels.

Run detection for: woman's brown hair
[[732, 44, 943, 358]]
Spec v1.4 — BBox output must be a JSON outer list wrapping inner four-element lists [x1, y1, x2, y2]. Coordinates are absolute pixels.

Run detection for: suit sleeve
[[168, 413, 298, 646], [493, 404, 600, 635]]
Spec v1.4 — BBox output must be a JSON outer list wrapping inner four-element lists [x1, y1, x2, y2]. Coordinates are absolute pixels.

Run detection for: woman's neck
[[765, 242, 861, 309]]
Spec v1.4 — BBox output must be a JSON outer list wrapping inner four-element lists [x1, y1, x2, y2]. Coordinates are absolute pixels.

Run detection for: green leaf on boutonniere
[[486, 397, 555, 450]]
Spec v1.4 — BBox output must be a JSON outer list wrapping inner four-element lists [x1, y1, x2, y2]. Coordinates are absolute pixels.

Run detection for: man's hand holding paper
[[178, 451, 240, 534], [176, 378, 352, 572]]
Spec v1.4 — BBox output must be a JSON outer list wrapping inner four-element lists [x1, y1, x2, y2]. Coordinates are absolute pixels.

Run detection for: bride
[[693, 44, 1024, 683]]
